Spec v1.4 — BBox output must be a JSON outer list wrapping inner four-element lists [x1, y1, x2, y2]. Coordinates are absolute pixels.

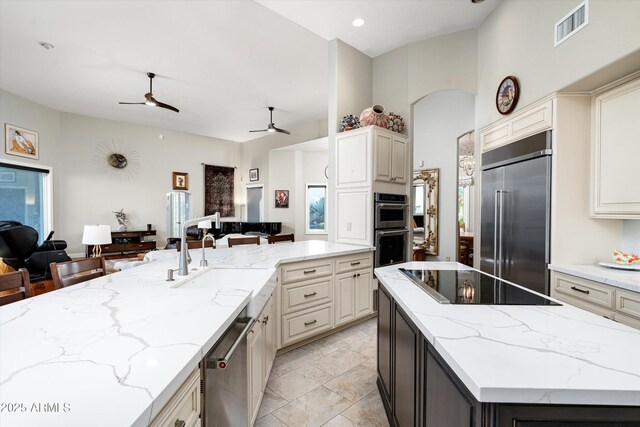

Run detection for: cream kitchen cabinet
[[374, 130, 407, 184], [335, 125, 408, 188], [335, 269, 373, 326], [277, 252, 375, 348], [247, 317, 264, 426], [591, 76, 640, 218], [551, 272, 640, 330], [149, 369, 201, 427], [247, 293, 276, 426]]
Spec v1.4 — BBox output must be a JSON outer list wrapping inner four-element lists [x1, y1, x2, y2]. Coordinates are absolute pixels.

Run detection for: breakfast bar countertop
[[375, 262, 640, 406], [548, 263, 640, 293], [0, 241, 373, 427]]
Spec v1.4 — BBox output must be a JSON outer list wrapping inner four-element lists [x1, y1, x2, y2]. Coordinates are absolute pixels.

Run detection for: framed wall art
[[172, 171, 189, 190], [275, 190, 289, 208], [249, 168, 259, 182], [5, 123, 39, 160]]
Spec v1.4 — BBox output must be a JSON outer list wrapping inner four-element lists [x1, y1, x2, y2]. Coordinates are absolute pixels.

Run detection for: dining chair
[[227, 236, 260, 247], [50, 257, 107, 289], [176, 239, 215, 251], [0, 268, 31, 306], [267, 234, 295, 244]]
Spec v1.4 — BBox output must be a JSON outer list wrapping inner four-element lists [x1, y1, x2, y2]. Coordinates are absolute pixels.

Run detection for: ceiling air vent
[[555, 0, 589, 47]]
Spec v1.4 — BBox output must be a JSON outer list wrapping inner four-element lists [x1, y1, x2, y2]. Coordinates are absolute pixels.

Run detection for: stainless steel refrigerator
[[480, 131, 552, 295]]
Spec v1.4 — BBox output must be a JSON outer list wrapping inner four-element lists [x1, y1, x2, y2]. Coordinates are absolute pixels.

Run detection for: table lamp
[[82, 225, 112, 257]]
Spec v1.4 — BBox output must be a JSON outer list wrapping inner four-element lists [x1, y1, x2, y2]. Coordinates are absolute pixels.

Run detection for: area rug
[[204, 165, 235, 217]]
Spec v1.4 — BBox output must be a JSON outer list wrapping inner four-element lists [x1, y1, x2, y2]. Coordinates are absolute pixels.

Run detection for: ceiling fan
[[250, 107, 290, 135], [119, 72, 179, 113]]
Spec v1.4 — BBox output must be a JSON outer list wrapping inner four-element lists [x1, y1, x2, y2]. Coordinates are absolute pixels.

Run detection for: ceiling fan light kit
[[250, 106, 291, 135], [119, 72, 179, 113]]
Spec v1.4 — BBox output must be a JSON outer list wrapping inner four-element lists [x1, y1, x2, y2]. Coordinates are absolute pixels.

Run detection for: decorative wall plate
[[92, 139, 140, 182], [496, 76, 520, 115]]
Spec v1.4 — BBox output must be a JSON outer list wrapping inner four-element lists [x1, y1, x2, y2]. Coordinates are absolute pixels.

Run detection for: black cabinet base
[[376, 281, 640, 427]]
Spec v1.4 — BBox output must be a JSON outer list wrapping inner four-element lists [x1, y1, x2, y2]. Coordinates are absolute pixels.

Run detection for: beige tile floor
[[256, 317, 389, 427]]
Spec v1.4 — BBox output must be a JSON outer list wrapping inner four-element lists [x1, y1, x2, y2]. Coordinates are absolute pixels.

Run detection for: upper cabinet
[[374, 130, 407, 184], [336, 126, 407, 188], [591, 77, 640, 218]]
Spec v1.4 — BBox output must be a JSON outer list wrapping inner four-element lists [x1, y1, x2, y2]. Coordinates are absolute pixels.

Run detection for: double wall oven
[[374, 193, 409, 268]]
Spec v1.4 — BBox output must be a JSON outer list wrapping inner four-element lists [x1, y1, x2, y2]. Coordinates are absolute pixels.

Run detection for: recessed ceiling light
[[38, 41, 54, 50], [352, 18, 365, 28]]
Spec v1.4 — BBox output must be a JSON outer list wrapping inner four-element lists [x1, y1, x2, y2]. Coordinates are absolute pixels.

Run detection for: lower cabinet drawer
[[93, 243, 125, 254], [281, 260, 333, 284], [553, 273, 614, 309], [615, 288, 640, 321], [336, 253, 372, 274], [282, 278, 333, 314], [282, 303, 333, 346], [149, 368, 201, 427], [124, 241, 156, 252]]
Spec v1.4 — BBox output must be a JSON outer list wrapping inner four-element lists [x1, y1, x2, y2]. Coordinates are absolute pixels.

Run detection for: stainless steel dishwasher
[[202, 310, 255, 427]]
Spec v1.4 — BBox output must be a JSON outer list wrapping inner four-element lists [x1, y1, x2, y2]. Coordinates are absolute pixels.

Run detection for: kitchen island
[[375, 262, 640, 426], [0, 241, 372, 427]]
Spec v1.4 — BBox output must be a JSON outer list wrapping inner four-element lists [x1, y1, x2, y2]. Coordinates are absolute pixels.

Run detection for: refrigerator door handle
[[498, 190, 505, 279], [493, 190, 500, 277]]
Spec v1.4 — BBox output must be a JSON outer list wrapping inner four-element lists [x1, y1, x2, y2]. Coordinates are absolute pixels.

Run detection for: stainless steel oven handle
[[376, 203, 409, 208], [213, 318, 256, 369], [376, 228, 409, 236]]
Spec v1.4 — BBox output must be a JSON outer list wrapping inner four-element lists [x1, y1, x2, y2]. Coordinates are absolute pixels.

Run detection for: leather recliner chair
[[0, 221, 71, 282]]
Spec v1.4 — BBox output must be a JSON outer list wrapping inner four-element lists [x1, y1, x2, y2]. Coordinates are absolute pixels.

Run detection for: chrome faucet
[[178, 213, 221, 276], [200, 234, 216, 268]]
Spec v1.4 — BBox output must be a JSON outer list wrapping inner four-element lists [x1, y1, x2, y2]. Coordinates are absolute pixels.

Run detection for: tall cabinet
[[334, 125, 409, 247]]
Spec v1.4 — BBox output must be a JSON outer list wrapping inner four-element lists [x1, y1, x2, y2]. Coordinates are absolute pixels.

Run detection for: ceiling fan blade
[[155, 101, 179, 113], [119, 102, 146, 105], [273, 126, 291, 135], [249, 129, 268, 133]]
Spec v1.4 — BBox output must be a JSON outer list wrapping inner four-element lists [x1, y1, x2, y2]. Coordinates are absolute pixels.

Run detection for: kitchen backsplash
[[622, 220, 640, 253]]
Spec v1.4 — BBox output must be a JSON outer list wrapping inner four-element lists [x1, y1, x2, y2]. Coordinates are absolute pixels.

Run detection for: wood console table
[[86, 230, 156, 259]]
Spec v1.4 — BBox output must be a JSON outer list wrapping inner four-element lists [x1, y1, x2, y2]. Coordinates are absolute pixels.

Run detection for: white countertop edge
[[548, 264, 640, 293]]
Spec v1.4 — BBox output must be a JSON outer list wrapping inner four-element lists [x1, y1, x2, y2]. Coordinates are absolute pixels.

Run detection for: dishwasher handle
[[212, 318, 256, 369]]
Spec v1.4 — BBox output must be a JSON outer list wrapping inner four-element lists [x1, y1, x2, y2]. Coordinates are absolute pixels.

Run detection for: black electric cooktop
[[398, 268, 560, 306]]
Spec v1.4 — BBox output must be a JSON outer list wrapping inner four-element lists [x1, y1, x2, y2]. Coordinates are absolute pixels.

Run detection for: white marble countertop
[[549, 263, 640, 293], [375, 262, 640, 406], [0, 241, 371, 426]]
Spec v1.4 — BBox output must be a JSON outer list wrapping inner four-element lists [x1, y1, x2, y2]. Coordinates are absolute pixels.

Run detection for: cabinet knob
[[175, 420, 186, 427], [262, 315, 269, 324]]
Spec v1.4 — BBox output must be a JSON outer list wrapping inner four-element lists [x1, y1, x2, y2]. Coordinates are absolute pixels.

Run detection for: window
[[246, 185, 264, 222], [0, 161, 52, 243], [306, 184, 327, 234]]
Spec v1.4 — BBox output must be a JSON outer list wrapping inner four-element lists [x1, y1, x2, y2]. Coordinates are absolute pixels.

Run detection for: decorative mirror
[[413, 168, 439, 255], [457, 130, 475, 266]]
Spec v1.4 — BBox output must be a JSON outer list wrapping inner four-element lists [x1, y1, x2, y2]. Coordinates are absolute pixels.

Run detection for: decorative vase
[[387, 112, 405, 134], [359, 104, 389, 128]]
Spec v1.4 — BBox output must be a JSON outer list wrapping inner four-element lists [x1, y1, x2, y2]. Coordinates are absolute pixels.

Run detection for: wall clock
[[496, 76, 520, 115]]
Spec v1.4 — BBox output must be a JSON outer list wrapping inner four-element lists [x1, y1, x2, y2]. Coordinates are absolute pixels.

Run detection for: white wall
[[267, 147, 329, 241], [413, 90, 475, 261], [476, 0, 640, 128], [1, 90, 242, 255], [241, 118, 328, 219], [622, 220, 640, 254]]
